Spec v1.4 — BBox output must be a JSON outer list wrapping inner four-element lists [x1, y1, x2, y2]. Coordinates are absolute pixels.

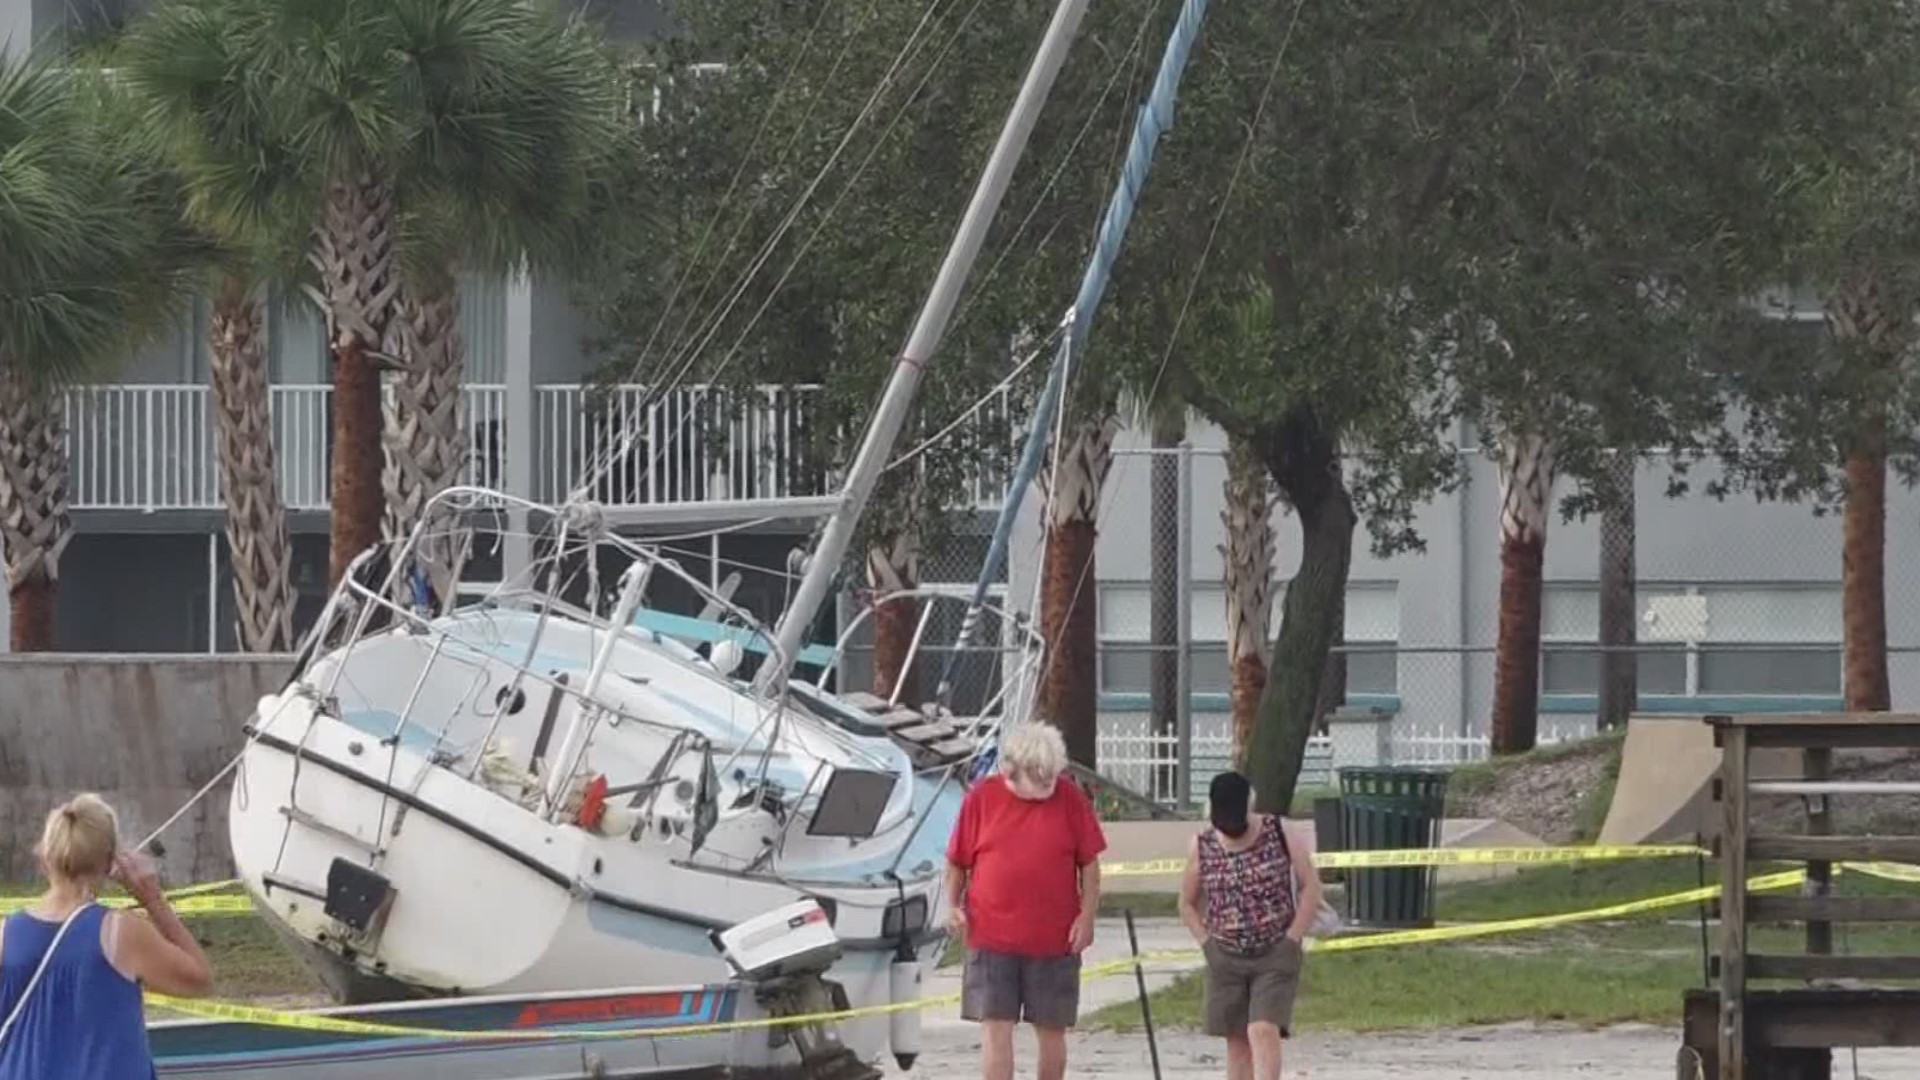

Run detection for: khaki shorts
[[960, 948, 1082, 1029], [1202, 936, 1303, 1037]]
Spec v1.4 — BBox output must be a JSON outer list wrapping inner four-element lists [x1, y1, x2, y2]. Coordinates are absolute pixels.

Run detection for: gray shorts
[[1203, 936, 1303, 1037], [960, 948, 1082, 1029]]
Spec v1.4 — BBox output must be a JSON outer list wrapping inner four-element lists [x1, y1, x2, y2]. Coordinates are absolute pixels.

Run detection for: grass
[[1091, 853, 1920, 1033], [192, 914, 322, 1001]]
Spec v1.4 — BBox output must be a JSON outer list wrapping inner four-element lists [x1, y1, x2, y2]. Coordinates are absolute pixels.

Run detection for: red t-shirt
[[946, 775, 1108, 957]]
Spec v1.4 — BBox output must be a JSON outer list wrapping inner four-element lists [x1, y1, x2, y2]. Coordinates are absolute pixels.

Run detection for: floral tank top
[[1198, 816, 1295, 953]]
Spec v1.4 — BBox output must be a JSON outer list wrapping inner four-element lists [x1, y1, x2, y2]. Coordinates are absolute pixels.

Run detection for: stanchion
[[1124, 908, 1163, 1080]]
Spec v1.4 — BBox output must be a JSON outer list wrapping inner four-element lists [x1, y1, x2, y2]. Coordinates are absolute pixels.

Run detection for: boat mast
[[935, 0, 1216, 707], [754, 0, 1095, 694]]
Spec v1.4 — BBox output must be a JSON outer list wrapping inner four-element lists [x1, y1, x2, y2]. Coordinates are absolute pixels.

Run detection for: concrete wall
[[0, 656, 293, 883]]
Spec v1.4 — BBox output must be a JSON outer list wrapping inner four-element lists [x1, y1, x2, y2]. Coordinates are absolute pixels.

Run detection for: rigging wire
[[1021, 0, 1307, 710], [622, 0, 846, 390], [884, 325, 1058, 473], [584, 0, 1163, 512], [637, 0, 950, 395], [576, 0, 996, 501], [573, 0, 961, 497], [632, 0, 958, 400]]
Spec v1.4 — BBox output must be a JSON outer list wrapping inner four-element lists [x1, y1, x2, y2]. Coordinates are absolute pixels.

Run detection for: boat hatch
[[326, 858, 396, 934], [807, 769, 896, 839]]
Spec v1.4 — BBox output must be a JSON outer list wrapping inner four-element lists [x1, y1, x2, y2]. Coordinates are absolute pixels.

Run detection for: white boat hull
[[232, 689, 956, 1066]]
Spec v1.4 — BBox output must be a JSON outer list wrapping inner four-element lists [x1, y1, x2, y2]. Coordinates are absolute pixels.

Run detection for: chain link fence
[[1073, 439, 1920, 807]]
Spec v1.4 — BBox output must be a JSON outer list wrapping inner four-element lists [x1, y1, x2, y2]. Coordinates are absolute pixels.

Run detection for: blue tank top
[[0, 905, 155, 1080]]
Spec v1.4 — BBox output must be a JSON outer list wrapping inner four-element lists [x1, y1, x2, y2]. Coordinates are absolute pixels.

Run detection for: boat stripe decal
[[156, 990, 732, 1071]]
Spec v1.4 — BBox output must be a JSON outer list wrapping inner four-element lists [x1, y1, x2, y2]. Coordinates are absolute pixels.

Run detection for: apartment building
[[3, 0, 1903, 756]]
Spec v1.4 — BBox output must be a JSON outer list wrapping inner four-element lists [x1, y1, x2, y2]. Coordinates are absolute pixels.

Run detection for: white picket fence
[[1097, 719, 1590, 805], [1095, 727, 1335, 804]]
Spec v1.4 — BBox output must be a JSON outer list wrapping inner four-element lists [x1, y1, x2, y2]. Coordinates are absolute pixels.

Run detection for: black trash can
[[1337, 766, 1449, 929], [1311, 796, 1344, 886]]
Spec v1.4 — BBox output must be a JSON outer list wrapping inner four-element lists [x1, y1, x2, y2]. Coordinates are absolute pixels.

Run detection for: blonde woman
[[945, 723, 1106, 1080], [0, 794, 212, 1078], [1179, 771, 1322, 1080]]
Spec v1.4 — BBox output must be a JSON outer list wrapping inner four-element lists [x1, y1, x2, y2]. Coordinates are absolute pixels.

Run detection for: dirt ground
[[888, 1020, 1920, 1079]]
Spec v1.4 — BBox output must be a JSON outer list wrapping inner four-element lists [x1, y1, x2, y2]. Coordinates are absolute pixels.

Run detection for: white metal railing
[[68, 384, 507, 512], [66, 382, 1005, 513]]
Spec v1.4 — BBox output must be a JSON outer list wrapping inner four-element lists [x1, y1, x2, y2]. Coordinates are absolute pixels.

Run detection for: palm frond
[[0, 51, 205, 389]]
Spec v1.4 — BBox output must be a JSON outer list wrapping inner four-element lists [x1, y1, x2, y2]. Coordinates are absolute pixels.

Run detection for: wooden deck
[[1695, 712, 1920, 1079]]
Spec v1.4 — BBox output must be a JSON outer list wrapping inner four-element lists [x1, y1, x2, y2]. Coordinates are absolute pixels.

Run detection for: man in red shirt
[[945, 722, 1106, 1080]]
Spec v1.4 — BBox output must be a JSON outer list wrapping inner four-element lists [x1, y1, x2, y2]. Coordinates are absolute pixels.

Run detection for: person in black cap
[[1177, 770, 1322, 1080]]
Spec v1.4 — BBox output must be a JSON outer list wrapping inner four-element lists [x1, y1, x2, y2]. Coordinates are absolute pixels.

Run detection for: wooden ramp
[[1598, 716, 1802, 846]]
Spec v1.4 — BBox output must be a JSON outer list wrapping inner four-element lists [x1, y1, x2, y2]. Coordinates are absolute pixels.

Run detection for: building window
[[1695, 585, 1842, 695], [1540, 583, 1840, 698], [1098, 582, 1399, 696]]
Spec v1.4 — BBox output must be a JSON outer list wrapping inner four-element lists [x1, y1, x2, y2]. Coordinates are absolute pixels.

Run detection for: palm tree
[[382, 25, 623, 602], [1037, 414, 1116, 767], [867, 528, 921, 704], [0, 58, 202, 650], [124, 0, 624, 590], [118, 29, 305, 653], [208, 276, 296, 651], [1490, 430, 1556, 754], [1827, 274, 1895, 712], [1220, 436, 1276, 767]]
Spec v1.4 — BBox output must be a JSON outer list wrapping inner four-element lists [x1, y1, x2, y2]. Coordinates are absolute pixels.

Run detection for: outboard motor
[[712, 901, 881, 1080]]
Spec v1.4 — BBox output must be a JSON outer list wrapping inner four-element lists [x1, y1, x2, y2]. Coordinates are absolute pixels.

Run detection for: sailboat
[[201, 0, 1217, 1071]]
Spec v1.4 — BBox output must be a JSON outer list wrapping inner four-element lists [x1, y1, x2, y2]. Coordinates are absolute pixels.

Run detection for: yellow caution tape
[[0, 880, 245, 917], [1845, 861, 1920, 884], [144, 867, 1801, 1042], [1100, 843, 1707, 877]]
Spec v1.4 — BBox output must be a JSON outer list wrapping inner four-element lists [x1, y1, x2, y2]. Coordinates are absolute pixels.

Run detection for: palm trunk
[[1244, 449, 1355, 815], [867, 528, 921, 705], [209, 277, 295, 652], [1597, 450, 1637, 729], [1829, 276, 1893, 713], [1038, 417, 1115, 768], [313, 173, 400, 587], [385, 269, 468, 607], [1148, 408, 1183, 795], [1221, 437, 1275, 769], [0, 370, 70, 651], [1492, 432, 1555, 755], [1842, 433, 1890, 711]]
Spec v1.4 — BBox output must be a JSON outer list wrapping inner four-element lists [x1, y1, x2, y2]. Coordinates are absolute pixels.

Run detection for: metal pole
[[757, 0, 1095, 694], [1174, 441, 1193, 808], [207, 532, 219, 654], [543, 560, 653, 813], [503, 270, 536, 582], [1124, 909, 1164, 1080]]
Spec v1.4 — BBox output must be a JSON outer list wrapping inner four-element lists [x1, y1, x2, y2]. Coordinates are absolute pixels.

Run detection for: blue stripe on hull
[[152, 987, 737, 1072]]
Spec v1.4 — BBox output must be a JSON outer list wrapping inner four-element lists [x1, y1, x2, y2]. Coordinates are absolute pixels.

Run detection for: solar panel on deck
[[807, 768, 897, 839]]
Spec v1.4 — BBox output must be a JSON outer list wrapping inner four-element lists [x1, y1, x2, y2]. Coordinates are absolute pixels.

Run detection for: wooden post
[[1720, 724, 1749, 1080], [1805, 747, 1832, 957]]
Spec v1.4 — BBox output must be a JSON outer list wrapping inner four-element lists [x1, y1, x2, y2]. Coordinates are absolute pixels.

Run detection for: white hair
[[999, 722, 1068, 780]]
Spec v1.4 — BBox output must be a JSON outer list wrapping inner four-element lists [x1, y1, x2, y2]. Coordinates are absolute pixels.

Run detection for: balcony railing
[[64, 383, 1008, 513]]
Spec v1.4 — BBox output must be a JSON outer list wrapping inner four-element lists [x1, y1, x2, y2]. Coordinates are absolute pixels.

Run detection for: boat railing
[[298, 486, 903, 806], [821, 585, 1046, 731]]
